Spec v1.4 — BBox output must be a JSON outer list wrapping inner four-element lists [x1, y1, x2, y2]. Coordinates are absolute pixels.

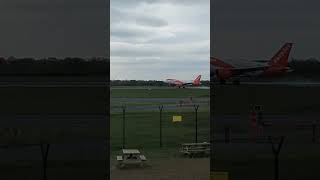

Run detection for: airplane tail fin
[[211, 57, 234, 68], [193, 75, 201, 85], [268, 43, 293, 67]]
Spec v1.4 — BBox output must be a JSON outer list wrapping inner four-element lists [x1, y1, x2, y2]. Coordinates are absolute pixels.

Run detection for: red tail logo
[[193, 75, 201, 85], [269, 43, 293, 67]]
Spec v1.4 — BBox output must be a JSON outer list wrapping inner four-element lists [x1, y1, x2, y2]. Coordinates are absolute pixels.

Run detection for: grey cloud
[[111, 26, 171, 44], [111, 41, 209, 57], [111, 8, 126, 23], [111, 58, 160, 65], [0, 0, 108, 58], [111, 7, 168, 28], [111, 0, 208, 7], [112, 64, 209, 80], [111, 7, 169, 43], [111, 28, 147, 39], [212, 0, 320, 59], [111, 0, 210, 80], [213, 0, 319, 16], [136, 16, 168, 27], [0, 1, 105, 13]]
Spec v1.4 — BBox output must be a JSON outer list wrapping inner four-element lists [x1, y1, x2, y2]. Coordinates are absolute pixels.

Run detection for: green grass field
[[213, 143, 320, 180], [110, 86, 210, 180], [111, 87, 210, 157], [111, 87, 209, 98], [0, 86, 107, 144], [213, 85, 320, 115], [212, 85, 320, 179], [111, 111, 210, 151], [0, 86, 107, 113], [0, 86, 108, 179], [0, 86, 108, 144]]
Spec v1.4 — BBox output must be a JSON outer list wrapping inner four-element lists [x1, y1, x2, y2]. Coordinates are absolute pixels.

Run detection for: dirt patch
[[111, 158, 209, 180]]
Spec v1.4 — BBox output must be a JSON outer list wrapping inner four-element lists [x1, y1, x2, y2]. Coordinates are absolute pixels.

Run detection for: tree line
[[0, 57, 319, 79], [0, 57, 108, 75], [289, 58, 320, 78]]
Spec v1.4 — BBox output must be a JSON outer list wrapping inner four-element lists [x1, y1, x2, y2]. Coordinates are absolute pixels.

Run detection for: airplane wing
[[182, 82, 194, 86], [214, 66, 268, 79], [231, 66, 267, 75], [166, 79, 185, 86], [254, 60, 269, 63]]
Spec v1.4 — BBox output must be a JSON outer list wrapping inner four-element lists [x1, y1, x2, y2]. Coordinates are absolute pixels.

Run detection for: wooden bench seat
[[116, 155, 123, 161], [139, 155, 147, 161]]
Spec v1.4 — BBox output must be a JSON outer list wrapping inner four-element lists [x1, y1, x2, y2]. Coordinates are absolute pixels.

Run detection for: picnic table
[[116, 149, 147, 168], [180, 142, 210, 158]]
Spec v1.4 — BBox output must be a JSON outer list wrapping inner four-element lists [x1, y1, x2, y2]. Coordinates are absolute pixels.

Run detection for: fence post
[[122, 105, 126, 149], [225, 126, 230, 143], [159, 105, 163, 147], [40, 143, 50, 180], [312, 123, 316, 143], [268, 136, 285, 180], [194, 104, 199, 143]]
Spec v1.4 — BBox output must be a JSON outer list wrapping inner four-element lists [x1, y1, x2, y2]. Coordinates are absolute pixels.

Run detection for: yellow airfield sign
[[211, 171, 229, 180], [172, 115, 182, 122]]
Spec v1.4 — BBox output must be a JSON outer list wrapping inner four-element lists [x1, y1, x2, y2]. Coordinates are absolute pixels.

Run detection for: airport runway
[[7, 81, 320, 88], [111, 86, 209, 90], [212, 81, 320, 87], [112, 97, 209, 103], [213, 113, 320, 123], [0, 76, 108, 87], [0, 113, 107, 128], [242, 81, 320, 87]]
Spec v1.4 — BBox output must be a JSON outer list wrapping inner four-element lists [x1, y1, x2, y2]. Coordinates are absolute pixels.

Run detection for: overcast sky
[[212, 0, 320, 61], [111, 0, 210, 80], [0, 0, 108, 58]]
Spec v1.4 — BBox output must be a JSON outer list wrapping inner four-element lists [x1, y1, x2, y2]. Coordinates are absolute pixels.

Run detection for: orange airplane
[[211, 43, 293, 85], [165, 75, 202, 88]]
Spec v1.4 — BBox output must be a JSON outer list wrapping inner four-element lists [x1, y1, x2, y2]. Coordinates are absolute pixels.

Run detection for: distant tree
[[0, 57, 107, 76]]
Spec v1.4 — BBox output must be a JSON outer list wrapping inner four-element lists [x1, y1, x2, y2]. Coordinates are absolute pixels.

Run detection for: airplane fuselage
[[165, 75, 202, 88]]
